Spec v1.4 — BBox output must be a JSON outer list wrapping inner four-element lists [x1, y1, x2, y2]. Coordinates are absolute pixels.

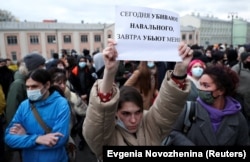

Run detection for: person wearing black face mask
[[232, 52, 250, 136], [166, 64, 250, 146]]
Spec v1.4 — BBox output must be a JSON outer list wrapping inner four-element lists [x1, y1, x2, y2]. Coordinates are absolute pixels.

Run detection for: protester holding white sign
[[83, 38, 193, 160], [115, 6, 181, 62]]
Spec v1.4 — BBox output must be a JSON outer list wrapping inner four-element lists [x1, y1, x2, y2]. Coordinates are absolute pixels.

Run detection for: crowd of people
[[0, 42, 250, 162]]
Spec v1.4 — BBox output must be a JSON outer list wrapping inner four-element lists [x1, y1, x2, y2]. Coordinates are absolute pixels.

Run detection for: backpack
[[161, 101, 197, 145], [182, 101, 197, 134]]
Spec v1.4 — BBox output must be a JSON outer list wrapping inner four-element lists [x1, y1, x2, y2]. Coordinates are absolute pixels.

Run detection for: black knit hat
[[240, 52, 250, 62], [24, 53, 45, 71], [0, 58, 6, 63]]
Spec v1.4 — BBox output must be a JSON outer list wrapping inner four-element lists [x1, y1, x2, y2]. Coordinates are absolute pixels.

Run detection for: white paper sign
[[115, 5, 181, 62]]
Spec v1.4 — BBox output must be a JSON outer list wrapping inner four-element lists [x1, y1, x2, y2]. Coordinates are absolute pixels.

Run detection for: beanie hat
[[24, 53, 45, 71], [0, 58, 6, 63], [245, 44, 250, 52], [187, 59, 206, 76], [226, 49, 238, 62], [240, 52, 250, 62], [83, 49, 90, 56]]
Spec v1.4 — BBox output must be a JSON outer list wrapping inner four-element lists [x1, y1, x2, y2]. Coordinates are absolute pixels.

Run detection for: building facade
[[1, 15, 249, 62], [0, 21, 114, 61], [180, 14, 250, 48]]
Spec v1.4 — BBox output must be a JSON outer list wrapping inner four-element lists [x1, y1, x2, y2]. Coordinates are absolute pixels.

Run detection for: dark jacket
[[0, 65, 14, 97], [167, 99, 249, 145], [68, 65, 95, 103], [6, 71, 27, 124]]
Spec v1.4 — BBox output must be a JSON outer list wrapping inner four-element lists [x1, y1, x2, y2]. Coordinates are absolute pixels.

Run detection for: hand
[[102, 39, 119, 74], [100, 39, 120, 93], [35, 132, 64, 147], [174, 42, 193, 76], [80, 94, 87, 103], [178, 42, 193, 68], [9, 123, 26, 135], [80, 94, 87, 101]]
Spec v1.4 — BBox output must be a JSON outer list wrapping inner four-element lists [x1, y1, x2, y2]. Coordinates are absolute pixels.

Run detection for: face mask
[[27, 88, 44, 101], [198, 89, 216, 105], [78, 62, 86, 68], [147, 61, 155, 68], [191, 67, 204, 78], [243, 62, 250, 69], [116, 117, 129, 132]]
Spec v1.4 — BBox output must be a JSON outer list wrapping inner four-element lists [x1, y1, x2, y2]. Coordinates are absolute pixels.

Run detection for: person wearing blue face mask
[[5, 69, 71, 162], [147, 61, 155, 68], [68, 55, 96, 150], [186, 59, 206, 101], [78, 61, 86, 68], [69, 56, 95, 104]]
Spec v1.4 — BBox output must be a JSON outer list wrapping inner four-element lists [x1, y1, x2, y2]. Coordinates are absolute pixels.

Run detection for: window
[[81, 35, 88, 42], [182, 34, 186, 40], [64, 35, 71, 43], [11, 51, 17, 62], [30, 35, 39, 44], [47, 35, 56, 43], [189, 34, 192, 40], [7, 36, 18, 45], [94, 35, 101, 42]]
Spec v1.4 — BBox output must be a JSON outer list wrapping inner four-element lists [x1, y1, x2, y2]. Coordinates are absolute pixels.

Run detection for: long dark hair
[[203, 64, 239, 96]]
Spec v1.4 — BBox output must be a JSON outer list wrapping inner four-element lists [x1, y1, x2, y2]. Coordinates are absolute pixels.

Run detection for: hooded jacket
[[5, 91, 70, 162]]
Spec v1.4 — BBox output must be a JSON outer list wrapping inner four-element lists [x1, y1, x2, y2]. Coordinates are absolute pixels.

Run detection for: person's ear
[[45, 81, 51, 90], [217, 88, 224, 96]]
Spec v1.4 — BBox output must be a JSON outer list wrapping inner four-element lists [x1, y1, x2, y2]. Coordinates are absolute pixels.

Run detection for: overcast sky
[[1, 0, 250, 23]]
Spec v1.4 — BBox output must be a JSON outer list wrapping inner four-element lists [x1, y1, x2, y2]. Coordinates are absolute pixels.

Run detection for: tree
[[0, 9, 18, 22]]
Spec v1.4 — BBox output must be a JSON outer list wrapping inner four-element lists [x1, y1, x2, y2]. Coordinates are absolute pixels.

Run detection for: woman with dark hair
[[83, 39, 193, 161], [165, 64, 250, 146], [210, 50, 225, 65], [225, 49, 238, 68], [5, 69, 71, 162]]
